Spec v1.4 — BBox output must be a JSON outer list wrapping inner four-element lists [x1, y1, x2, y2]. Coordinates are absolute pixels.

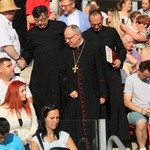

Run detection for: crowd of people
[[0, 0, 149, 150]]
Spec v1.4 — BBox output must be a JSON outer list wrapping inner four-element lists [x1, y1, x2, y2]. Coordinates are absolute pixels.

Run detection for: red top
[[26, 0, 50, 15]]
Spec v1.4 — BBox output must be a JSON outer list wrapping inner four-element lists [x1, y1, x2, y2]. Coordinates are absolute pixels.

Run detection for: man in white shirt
[[0, 57, 32, 105], [0, 0, 26, 74]]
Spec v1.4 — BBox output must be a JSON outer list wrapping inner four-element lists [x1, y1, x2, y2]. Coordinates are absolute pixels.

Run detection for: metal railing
[[107, 135, 126, 150]]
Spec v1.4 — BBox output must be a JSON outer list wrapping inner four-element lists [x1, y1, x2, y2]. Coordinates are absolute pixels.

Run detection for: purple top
[[125, 50, 141, 67]]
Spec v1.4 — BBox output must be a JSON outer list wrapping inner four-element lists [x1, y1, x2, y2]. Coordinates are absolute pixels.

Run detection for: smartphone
[[121, 18, 125, 24]]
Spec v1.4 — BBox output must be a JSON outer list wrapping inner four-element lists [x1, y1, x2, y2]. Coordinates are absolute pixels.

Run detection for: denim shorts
[[127, 111, 149, 125]]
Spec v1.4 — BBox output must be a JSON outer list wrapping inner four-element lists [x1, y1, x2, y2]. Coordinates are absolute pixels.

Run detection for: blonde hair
[[130, 11, 141, 23], [107, 8, 122, 37]]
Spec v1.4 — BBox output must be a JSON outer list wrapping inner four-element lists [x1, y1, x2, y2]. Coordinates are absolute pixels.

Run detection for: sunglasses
[[136, 21, 143, 24], [43, 104, 59, 112]]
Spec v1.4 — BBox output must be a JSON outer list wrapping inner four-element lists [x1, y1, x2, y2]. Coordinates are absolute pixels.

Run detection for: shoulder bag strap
[[36, 134, 45, 150]]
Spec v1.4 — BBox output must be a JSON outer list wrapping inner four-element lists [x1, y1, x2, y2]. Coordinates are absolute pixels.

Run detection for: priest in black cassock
[[83, 10, 131, 145], [59, 25, 108, 150], [20, 6, 66, 116]]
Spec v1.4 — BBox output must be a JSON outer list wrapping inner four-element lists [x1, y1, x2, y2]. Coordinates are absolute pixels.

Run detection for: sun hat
[[0, 0, 20, 13]]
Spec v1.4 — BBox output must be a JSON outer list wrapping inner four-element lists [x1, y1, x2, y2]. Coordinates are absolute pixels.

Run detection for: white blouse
[[32, 131, 69, 150], [0, 103, 38, 141]]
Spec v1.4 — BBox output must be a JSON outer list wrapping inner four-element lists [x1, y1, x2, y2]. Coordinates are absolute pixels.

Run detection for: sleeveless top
[[31, 131, 69, 150]]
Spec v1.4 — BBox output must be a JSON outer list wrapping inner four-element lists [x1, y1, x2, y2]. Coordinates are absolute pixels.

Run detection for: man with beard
[[59, 24, 107, 149], [83, 10, 131, 145], [124, 60, 150, 150], [138, 0, 150, 16]]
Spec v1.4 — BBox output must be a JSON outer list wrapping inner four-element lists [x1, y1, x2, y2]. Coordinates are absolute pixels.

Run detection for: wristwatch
[[15, 56, 21, 61]]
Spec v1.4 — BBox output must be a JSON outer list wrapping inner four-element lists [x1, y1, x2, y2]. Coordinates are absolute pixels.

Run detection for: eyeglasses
[[136, 21, 143, 24], [34, 17, 48, 23], [65, 33, 77, 41], [60, 3, 72, 8]]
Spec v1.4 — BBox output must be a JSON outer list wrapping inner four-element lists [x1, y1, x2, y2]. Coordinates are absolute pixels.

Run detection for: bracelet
[[15, 56, 21, 61]]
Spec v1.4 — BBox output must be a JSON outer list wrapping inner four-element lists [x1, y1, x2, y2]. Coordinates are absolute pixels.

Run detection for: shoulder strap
[[36, 134, 45, 150], [125, 17, 130, 25]]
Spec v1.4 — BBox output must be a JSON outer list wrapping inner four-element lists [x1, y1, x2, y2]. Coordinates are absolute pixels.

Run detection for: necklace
[[72, 40, 86, 73], [45, 134, 56, 143]]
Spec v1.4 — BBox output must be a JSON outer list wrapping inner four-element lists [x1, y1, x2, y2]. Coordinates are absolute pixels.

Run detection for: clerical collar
[[77, 39, 84, 49], [64, 9, 76, 17]]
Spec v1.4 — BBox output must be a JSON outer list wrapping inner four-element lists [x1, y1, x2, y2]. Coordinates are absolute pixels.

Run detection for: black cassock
[[22, 20, 66, 115], [59, 41, 107, 150], [83, 26, 131, 142]]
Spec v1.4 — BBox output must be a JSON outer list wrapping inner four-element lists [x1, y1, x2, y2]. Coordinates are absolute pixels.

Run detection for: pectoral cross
[[72, 64, 78, 73]]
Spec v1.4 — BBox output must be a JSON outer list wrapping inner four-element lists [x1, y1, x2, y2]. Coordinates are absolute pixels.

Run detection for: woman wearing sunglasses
[[121, 15, 150, 53]]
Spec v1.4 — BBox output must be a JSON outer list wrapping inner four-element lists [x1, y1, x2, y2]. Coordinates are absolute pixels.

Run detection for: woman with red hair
[[0, 80, 38, 149]]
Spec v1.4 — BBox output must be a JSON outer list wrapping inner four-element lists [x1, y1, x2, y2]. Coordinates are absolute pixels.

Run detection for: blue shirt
[[0, 133, 25, 150], [58, 9, 90, 32]]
